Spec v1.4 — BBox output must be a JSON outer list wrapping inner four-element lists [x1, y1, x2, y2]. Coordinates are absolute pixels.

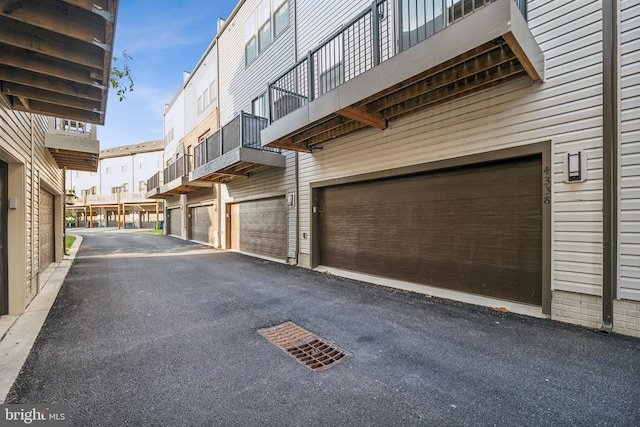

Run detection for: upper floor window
[[105, 167, 112, 174], [138, 181, 146, 192], [121, 165, 128, 173], [245, 0, 289, 66], [197, 78, 217, 115]]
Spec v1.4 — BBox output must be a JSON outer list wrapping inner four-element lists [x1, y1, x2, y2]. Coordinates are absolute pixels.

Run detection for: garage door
[[318, 155, 542, 305], [190, 205, 218, 245], [167, 207, 182, 237], [229, 197, 287, 260], [39, 188, 55, 271]]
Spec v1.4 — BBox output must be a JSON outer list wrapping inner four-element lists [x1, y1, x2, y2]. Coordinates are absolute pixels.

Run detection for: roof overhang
[[0, 0, 119, 125]]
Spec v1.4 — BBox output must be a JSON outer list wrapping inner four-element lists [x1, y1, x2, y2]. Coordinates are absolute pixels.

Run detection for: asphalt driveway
[[6, 230, 640, 426]]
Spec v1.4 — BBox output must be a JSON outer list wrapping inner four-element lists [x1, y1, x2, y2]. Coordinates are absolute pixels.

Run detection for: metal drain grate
[[258, 321, 349, 371]]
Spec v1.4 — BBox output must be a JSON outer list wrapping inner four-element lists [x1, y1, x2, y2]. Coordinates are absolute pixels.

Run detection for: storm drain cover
[[258, 321, 349, 371]]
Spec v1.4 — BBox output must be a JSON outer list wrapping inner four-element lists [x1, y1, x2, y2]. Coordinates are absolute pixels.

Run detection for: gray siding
[[620, 0, 640, 300]]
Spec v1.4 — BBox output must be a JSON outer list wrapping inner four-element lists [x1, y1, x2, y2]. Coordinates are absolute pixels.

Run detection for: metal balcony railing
[[146, 171, 162, 190], [268, 0, 527, 122], [163, 155, 192, 183], [194, 111, 280, 168]]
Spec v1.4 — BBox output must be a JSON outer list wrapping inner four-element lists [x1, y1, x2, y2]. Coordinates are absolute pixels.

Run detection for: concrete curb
[[0, 234, 83, 403]]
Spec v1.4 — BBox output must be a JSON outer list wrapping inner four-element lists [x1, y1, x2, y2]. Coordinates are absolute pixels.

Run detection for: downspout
[[601, 0, 618, 334], [30, 114, 37, 292], [294, 0, 300, 265]]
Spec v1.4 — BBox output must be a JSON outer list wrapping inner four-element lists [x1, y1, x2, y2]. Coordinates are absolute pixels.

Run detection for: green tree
[[110, 50, 134, 101]]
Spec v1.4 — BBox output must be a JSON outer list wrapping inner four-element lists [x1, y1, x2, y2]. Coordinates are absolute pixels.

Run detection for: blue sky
[[99, 0, 239, 149]]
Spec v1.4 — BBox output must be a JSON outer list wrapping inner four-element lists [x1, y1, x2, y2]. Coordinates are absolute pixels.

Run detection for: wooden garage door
[[318, 156, 542, 305], [231, 197, 287, 260], [167, 208, 182, 237], [39, 188, 55, 271], [190, 205, 217, 245]]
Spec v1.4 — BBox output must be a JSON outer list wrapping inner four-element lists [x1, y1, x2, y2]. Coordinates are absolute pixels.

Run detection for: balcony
[[44, 118, 99, 171], [145, 156, 212, 199], [262, 0, 543, 152], [191, 111, 285, 183], [0, 0, 118, 124], [145, 171, 164, 199]]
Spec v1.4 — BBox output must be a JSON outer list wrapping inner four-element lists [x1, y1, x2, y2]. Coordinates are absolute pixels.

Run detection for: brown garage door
[[39, 188, 55, 271], [167, 208, 182, 237], [230, 197, 287, 260], [318, 155, 542, 305], [190, 205, 218, 245]]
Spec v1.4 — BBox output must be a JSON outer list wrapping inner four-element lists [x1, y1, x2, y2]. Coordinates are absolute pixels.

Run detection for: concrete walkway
[[3, 231, 640, 426], [0, 234, 82, 401]]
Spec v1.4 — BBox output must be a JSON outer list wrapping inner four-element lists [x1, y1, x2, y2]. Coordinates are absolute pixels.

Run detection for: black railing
[[146, 171, 162, 190], [268, 0, 527, 123], [194, 111, 280, 169], [163, 155, 192, 183]]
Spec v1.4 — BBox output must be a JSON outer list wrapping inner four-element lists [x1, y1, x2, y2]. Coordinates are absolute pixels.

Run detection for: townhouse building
[[0, 1, 119, 315], [146, 0, 640, 337], [66, 140, 164, 229]]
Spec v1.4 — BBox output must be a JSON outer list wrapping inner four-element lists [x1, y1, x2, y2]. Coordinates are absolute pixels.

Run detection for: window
[[111, 186, 122, 194], [121, 165, 127, 173], [197, 72, 217, 115], [139, 181, 146, 192], [257, 0, 271, 52], [252, 92, 268, 118], [105, 167, 112, 174], [245, 12, 257, 65], [245, 0, 289, 66], [165, 127, 174, 145], [122, 183, 129, 192], [139, 162, 146, 170], [273, 0, 289, 36]]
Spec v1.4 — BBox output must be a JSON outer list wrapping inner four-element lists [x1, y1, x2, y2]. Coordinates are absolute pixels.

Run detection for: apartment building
[[146, 0, 640, 337], [0, 1, 119, 315], [66, 141, 164, 229]]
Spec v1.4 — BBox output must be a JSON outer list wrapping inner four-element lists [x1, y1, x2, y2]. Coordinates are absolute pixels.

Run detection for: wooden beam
[[0, 64, 103, 101], [2, 81, 101, 112], [337, 106, 387, 129], [61, 0, 109, 13], [0, 16, 104, 69], [28, 99, 103, 124], [264, 137, 311, 153], [0, 0, 108, 46], [502, 31, 542, 82], [368, 46, 515, 112], [0, 44, 99, 87], [382, 61, 527, 120], [305, 121, 369, 147], [290, 115, 351, 144]]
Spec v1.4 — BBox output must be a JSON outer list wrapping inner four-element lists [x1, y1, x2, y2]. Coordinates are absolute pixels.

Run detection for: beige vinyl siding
[[218, 0, 296, 123], [620, 0, 640, 300], [0, 98, 64, 312], [295, 0, 605, 298], [295, 0, 371, 58]]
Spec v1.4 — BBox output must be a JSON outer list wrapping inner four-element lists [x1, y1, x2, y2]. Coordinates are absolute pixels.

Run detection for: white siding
[[184, 45, 218, 135], [619, 0, 640, 300], [295, 0, 371, 58], [218, 0, 296, 124], [293, 0, 605, 299], [164, 90, 185, 158]]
